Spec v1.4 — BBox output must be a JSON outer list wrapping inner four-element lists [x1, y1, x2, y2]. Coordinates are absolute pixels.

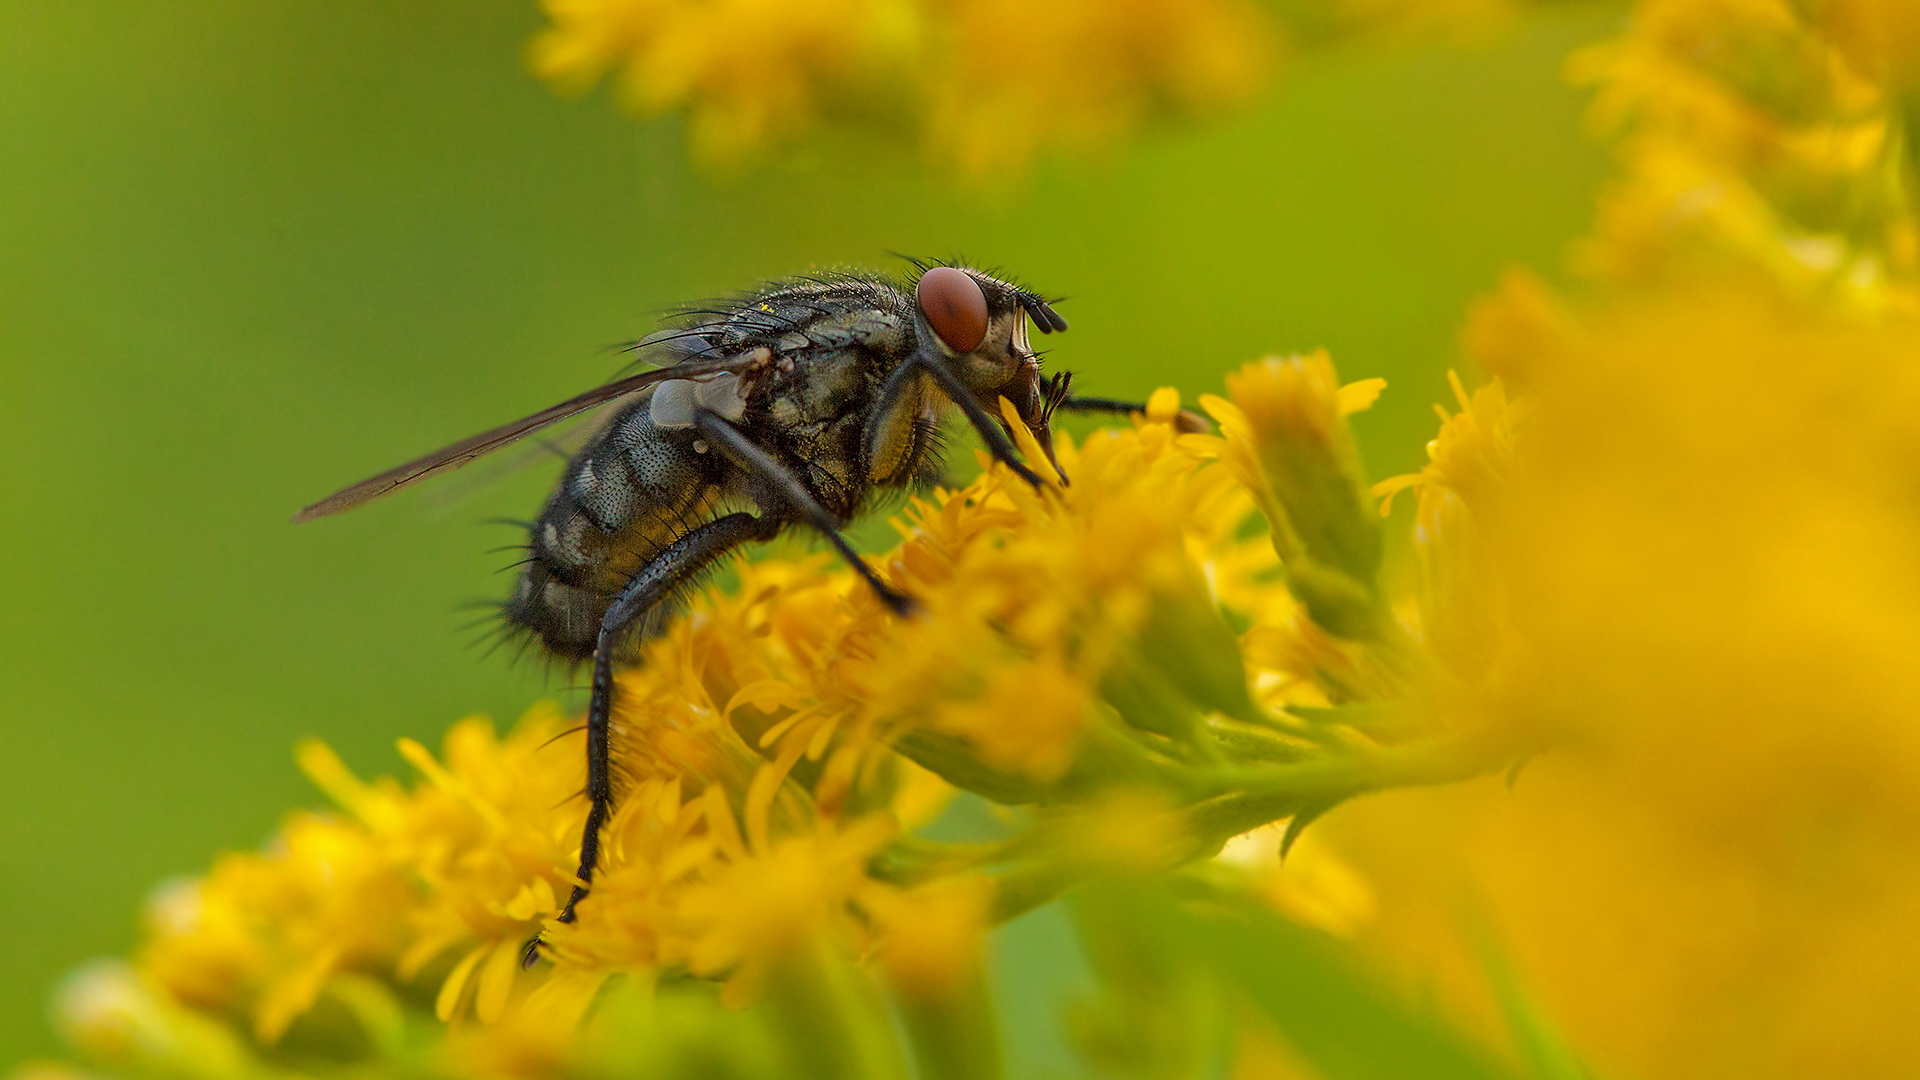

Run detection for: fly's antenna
[[1017, 291, 1070, 334]]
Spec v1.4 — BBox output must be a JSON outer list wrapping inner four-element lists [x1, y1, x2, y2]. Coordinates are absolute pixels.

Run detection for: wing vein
[[292, 356, 751, 522]]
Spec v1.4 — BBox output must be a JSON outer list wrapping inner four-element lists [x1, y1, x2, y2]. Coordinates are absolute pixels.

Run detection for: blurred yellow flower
[[1570, 0, 1919, 310], [532, 0, 1272, 177], [137, 814, 414, 1043], [923, 0, 1276, 180], [525, 0, 1593, 179], [1801, 0, 1920, 89], [1331, 285, 1920, 1080], [532, 0, 921, 166]]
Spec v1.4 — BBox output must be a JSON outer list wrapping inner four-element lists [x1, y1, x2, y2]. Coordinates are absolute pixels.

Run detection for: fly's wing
[[411, 402, 613, 517], [292, 354, 753, 522]]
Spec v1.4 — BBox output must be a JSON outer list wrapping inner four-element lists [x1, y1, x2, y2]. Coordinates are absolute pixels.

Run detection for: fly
[[295, 262, 1163, 964]]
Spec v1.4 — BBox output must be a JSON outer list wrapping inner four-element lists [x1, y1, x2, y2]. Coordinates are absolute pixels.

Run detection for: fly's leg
[[1059, 395, 1212, 435], [693, 410, 916, 615], [872, 353, 1047, 489], [521, 510, 780, 968], [1057, 395, 1146, 415]]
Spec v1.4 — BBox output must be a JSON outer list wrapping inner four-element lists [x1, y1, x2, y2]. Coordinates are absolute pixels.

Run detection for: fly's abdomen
[[504, 399, 722, 660]]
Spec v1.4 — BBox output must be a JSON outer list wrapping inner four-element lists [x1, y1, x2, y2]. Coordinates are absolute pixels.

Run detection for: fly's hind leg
[[521, 510, 779, 968], [693, 410, 915, 615]]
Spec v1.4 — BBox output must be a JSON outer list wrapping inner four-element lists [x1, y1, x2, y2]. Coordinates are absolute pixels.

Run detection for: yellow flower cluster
[[1326, 284, 1920, 1080], [532, 0, 1274, 177], [533, 0, 921, 166], [1569, 0, 1920, 311], [1287, 4, 1920, 1080], [31, 374, 1529, 1079]]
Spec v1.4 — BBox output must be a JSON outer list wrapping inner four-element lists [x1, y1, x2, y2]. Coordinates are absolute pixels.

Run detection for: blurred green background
[[0, 0, 1613, 1067]]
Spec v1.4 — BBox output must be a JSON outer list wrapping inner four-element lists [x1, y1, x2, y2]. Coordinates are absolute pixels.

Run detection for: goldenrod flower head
[[1569, 0, 1919, 310], [532, 0, 921, 166], [525, 0, 1578, 177], [1200, 353, 1387, 639], [672, 816, 900, 1003], [1497, 289, 1920, 762], [1802, 0, 1920, 87], [136, 813, 414, 1043], [868, 876, 992, 999], [1460, 267, 1586, 389], [531, 0, 1275, 177], [923, 0, 1276, 180], [1374, 370, 1525, 699], [1326, 283, 1920, 1080]]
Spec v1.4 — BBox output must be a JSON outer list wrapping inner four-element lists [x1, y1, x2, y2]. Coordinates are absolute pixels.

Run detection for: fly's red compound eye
[[916, 267, 989, 353]]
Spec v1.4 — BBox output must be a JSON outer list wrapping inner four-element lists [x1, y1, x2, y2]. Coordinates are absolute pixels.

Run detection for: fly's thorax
[[763, 345, 881, 429]]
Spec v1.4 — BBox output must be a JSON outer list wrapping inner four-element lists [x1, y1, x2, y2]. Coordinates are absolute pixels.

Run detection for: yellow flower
[[1332, 285, 1920, 1080], [136, 813, 414, 1043], [869, 876, 992, 999], [923, 0, 1276, 180], [307, 710, 585, 1025], [527, 0, 1590, 178], [532, 0, 920, 166], [1568, 0, 1918, 310], [1803, 0, 1920, 88], [530, 0, 1276, 176], [1372, 370, 1526, 699], [1458, 268, 1585, 389], [676, 815, 901, 1003], [1200, 353, 1388, 639]]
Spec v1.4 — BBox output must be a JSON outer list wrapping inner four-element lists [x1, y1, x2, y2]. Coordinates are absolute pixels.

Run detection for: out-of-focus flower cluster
[[533, 0, 1275, 177], [529, 0, 1564, 178], [1568, 0, 1920, 311], [1304, 4, 1920, 1080], [1332, 285, 1920, 1080]]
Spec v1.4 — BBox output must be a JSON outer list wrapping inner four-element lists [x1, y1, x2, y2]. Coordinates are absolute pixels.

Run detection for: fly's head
[[912, 266, 1071, 476]]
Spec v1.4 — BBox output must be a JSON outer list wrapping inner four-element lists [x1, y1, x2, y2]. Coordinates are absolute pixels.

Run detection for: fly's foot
[[876, 582, 920, 618], [519, 934, 547, 970]]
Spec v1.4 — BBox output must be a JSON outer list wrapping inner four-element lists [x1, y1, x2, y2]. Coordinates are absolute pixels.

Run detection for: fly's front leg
[[1057, 395, 1143, 416], [873, 353, 1047, 489], [1059, 394, 1212, 435], [522, 510, 779, 968], [692, 410, 915, 615]]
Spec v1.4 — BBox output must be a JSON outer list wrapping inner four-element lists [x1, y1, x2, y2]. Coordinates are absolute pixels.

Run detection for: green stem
[[981, 729, 1526, 923], [892, 970, 1006, 1080], [762, 943, 912, 1080]]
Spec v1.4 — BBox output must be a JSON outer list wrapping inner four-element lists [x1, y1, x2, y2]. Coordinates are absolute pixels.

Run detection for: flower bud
[[1208, 353, 1387, 639]]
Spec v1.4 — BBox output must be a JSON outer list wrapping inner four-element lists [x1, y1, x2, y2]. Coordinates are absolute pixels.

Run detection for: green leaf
[[1279, 794, 1349, 860]]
